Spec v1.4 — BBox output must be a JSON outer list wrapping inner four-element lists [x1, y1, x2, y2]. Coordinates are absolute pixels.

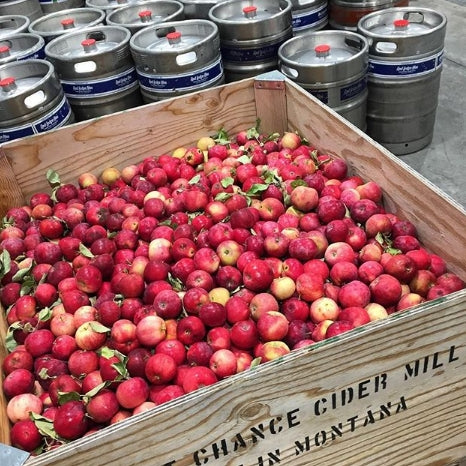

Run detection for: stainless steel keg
[[0, 33, 46, 65], [0, 59, 73, 143], [130, 19, 224, 102], [45, 25, 142, 121], [39, 0, 85, 15], [291, 0, 328, 35], [208, 0, 293, 82], [28, 7, 106, 43], [279, 30, 368, 130], [329, 0, 409, 31], [0, 15, 30, 40], [106, 1, 185, 34], [180, 0, 217, 19], [85, 0, 147, 16], [0, 0, 43, 22], [358, 7, 447, 155]]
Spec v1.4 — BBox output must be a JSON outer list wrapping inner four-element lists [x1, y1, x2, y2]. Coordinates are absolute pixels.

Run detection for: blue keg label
[[137, 58, 223, 92], [308, 89, 329, 104], [61, 67, 138, 98], [221, 41, 283, 63], [292, 4, 328, 32], [368, 49, 444, 78], [0, 95, 72, 143], [340, 75, 367, 101], [21, 46, 46, 61]]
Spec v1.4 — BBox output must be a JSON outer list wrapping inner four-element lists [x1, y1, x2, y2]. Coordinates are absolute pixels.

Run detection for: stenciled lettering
[[404, 345, 459, 380]]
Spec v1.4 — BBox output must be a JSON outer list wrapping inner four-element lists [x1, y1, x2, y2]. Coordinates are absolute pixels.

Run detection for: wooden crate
[[1, 72, 465, 466]]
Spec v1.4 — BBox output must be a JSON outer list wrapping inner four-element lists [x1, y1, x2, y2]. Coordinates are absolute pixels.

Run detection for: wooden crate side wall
[[0, 80, 258, 216], [280, 81, 466, 279], [20, 293, 466, 466]]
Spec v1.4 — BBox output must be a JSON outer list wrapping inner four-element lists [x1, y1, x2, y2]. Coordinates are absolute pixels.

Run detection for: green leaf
[[0, 249, 11, 279], [79, 243, 94, 258], [12, 265, 33, 282], [58, 391, 81, 405], [46, 169, 62, 188], [250, 357, 262, 368], [5, 321, 23, 352], [215, 192, 233, 202], [38, 367, 50, 380], [246, 183, 269, 196], [112, 360, 129, 379], [220, 177, 234, 188], [264, 132, 281, 142], [85, 381, 109, 398], [89, 321, 110, 333], [189, 174, 201, 185], [246, 119, 261, 140], [375, 232, 385, 246], [38, 307, 53, 322], [386, 247, 402, 255], [291, 179, 307, 189], [99, 346, 116, 359], [167, 273, 185, 292], [237, 154, 251, 164], [30, 413, 60, 440], [213, 127, 230, 145]]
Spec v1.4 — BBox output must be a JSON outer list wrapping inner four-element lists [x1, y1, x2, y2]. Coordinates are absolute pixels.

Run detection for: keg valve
[[0, 45, 10, 59], [61, 18, 76, 30], [0, 77, 17, 93], [243, 6, 257, 19], [315, 44, 330, 58], [139, 10, 153, 24], [82, 38, 98, 53], [393, 19, 409, 31], [166, 31, 182, 46]]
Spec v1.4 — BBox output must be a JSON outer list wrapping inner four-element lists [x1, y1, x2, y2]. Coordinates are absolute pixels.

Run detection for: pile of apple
[[0, 124, 464, 454]]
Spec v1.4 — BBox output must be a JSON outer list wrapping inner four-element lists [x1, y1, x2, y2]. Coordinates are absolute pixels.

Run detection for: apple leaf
[[246, 183, 269, 196], [58, 391, 81, 405], [79, 243, 94, 258], [188, 174, 201, 185], [30, 412, 60, 440], [38, 307, 53, 322], [264, 132, 281, 142], [291, 179, 307, 189], [12, 264, 32, 283], [46, 169, 62, 188], [5, 321, 23, 352], [38, 367, 51, 380], [246, 119, 261, 140], [89, 321, 110, 333], [250, 357, 262, 368], [215, 192, 233, 202], [220, 177, 234, 188], [99, 346, 116, 359], [236, 154, 251, 164], [213, 127, 230, 145], [112, 360, 129, 380], [85, 381, 109, 398], [0, 249, 11, 279]]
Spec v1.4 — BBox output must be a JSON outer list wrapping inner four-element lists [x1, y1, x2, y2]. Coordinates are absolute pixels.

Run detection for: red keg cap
[[315, 44, 330, 57], [243, 5, 257, 17], [167, 31, 182, 41], [394, 19, 409, 28], [0, 45, 10, 54], [139, 10, 152, 18], [0, 77, 15, 87], [82, 38, 96, 46], [61, 18, 75, 28]]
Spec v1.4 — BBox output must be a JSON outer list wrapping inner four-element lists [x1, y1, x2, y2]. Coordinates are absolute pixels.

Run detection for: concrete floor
[[394, 0, 466, 208]]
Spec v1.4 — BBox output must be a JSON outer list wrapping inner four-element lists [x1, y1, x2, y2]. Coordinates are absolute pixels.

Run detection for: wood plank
[[0, 150, 25, 216]]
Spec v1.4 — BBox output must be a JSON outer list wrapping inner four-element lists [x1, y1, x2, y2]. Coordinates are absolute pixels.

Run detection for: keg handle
[[279, 65, 298, 80], [24, 90, 47, 109]]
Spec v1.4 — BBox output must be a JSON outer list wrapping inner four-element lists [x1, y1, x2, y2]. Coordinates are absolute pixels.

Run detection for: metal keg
[[45, 25, 142, 121], [39, 0, 85, 15], [106, 1, 185, 35], [329, 0, 409, 31], [0, 0, 43, 22], [0, 33, 46, 65], [208, 0, 293, 82], [130, 19, 224, 102], [180, 0, 217, 19], [28, 8, 106, 43], [291, 0, 328, 35], [85, 0, 148, 16], [358, 7, 447, 155], [279, 30, 368, 130], [0, 15, 30, 40], [0, 59, 74, 143]]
